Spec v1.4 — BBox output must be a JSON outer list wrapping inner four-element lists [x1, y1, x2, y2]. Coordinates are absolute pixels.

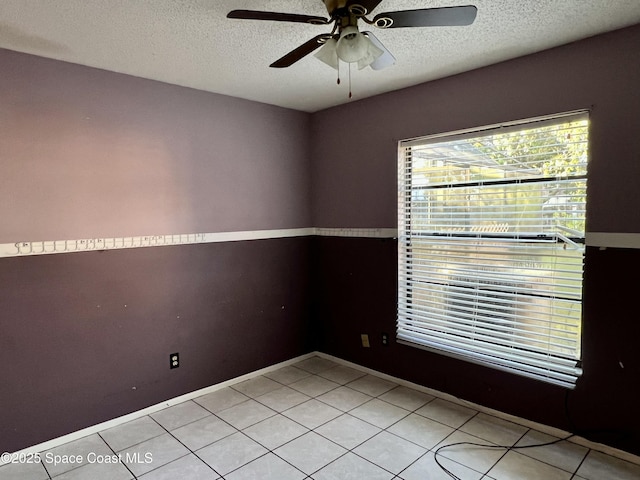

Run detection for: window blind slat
[[399, 265, 584, 289], [396, 328, 580, 373], [397, 113, 588, 388], [398, 299, 582, 330], [396, 321, 579, 358], [397, 310, 580, 350], [397, 303, 580, 339]]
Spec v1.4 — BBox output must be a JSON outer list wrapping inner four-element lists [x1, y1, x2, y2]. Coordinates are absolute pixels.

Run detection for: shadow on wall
[[311, 236, 640, 457]]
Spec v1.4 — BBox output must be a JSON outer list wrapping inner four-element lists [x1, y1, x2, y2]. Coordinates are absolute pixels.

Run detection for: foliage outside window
[[397, 112, 589, 388]]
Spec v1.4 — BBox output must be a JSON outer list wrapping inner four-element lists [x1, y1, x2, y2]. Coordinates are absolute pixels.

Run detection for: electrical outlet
[[361, 334, 370, 348], [382, 333, 389, 346], [170, 353, 179, 369]]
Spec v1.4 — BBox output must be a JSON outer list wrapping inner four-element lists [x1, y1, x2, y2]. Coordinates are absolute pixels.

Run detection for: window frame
[[397, 110, 589, 389]]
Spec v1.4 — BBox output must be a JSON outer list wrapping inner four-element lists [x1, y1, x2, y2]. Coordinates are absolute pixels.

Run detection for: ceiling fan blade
[[362, 32, 396, 70], [270, 34, 332, 68], [373, 5, 477, 28], [227, 10, 329, 25]]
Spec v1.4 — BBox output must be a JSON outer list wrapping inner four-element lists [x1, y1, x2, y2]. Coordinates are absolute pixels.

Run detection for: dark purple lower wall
[[3, 234, 638, 455], [0, 237, 312, 453], [312, 236, 640, 456]]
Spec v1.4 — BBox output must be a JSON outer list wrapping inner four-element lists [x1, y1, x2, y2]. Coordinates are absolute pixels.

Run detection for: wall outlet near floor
[[382, 333, 389, 346], [170, 353, 179, 369], [361, 334, 370, 348]]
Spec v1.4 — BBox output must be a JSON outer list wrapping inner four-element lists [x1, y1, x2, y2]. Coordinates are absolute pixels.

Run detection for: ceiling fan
[[227, 1, 477, 71]]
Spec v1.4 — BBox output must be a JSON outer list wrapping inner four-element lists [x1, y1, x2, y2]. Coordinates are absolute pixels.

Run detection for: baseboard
[[1, 351, 316, 465], [315, 351, 640, 467], [5, 350, 639, 469]]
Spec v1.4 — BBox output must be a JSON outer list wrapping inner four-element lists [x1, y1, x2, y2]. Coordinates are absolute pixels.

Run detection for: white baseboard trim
[[0, 352, 316, 465], [4, 350, 639, 468], [315, 352, 640, 467]]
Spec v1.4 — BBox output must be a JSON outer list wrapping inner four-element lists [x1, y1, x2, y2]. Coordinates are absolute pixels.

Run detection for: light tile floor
[[3, 356, 640, 480]]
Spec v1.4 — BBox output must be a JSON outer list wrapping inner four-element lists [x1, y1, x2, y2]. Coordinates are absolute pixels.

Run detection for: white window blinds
[[397, 112, 589, 389]]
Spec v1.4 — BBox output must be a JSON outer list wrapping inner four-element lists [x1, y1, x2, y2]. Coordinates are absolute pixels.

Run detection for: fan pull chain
[[337, 61, 340, 85], [348, 63, 352, 99]]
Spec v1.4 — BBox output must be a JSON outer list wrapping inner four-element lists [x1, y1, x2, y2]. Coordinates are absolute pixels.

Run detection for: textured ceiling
[[1, 1, 640, 112]]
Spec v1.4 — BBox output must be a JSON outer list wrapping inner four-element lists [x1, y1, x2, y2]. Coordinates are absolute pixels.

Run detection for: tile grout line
[[314, 352, 640, 468], [42, 433, 135, 480], [134, 365, 636, 480], [94, 365, 316, 477], [152, 370, 323, 479], [431, 411, 500, 478], [197, 369, 322, 479], [223, 364, 406, 478], [7, 357, 637, 479], [486, 427, 532, 477], [569, 448, 591, 480], [288, 365, 440, 477], [0, 352, 320, 466], [512, 430, 591, 476], [304, 373, 485, 480], [40, 454, 53, 480], [458, 410, 505, 476], [97, 431, 139, 480], [267, 365, 419, 479], [118, 372, 597, 480], [143, 413, 223, 479]]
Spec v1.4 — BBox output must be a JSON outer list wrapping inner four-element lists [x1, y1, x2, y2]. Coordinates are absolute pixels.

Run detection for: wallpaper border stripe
[[1, 230, 637, 257], [585, 232, 640, 249], [0, 228, 398, 258]]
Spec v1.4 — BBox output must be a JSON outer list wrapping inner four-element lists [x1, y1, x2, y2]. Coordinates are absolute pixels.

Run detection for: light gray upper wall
[[310, 25, 640, 233], [3, 24, 640, 244], [0, 49, 311, 244]]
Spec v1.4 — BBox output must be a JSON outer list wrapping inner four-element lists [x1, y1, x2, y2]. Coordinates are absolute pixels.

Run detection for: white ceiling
[[1, 1, 640, 112]]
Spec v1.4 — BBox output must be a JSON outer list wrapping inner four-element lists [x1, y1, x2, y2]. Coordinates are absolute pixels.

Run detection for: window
[[397, 111, 589, 389]]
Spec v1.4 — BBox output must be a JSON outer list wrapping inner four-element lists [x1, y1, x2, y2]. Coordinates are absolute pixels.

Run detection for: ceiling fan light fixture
[[364, 31, 396, 70], [314, 37, 339, 70], [357, 38, 384, 69], [336, 26, 376, 64], [229, 4, 479, 70]]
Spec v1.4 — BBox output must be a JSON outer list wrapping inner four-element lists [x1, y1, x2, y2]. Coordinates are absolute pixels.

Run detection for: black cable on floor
[[433, 433, 575, 480], [434, 388, 633, 479]]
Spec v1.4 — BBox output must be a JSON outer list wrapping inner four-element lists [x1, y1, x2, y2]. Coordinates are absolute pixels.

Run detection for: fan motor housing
[[323, 1, 370, 16], [323, 0, 349, 15]]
